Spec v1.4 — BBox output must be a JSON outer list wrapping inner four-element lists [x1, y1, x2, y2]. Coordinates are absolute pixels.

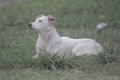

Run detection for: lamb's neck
[[39, 26, 61, 43]]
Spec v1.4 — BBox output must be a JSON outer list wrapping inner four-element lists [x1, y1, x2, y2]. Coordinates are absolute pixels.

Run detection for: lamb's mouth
[[28, 23, 33, 29]]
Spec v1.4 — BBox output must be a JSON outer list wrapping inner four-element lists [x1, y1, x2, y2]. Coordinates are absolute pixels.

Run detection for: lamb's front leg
[[32, 35, 44, 59], [32, 48, 43, 59]]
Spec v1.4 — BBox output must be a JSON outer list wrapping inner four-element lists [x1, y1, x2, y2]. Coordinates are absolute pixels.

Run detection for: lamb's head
[[28, 15, 56, 32]]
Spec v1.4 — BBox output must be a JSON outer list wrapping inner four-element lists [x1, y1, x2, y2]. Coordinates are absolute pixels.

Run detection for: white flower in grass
[[96, 22, 107, 31]]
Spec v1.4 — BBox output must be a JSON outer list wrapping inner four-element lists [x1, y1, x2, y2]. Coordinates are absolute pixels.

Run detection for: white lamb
[[28, 15, 103, 59]]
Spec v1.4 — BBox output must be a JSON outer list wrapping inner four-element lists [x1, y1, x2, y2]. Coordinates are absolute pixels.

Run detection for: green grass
[[0, 0, 120, 79], [0, 63, 120, 80]]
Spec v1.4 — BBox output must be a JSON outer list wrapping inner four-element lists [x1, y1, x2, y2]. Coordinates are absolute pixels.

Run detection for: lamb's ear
[[48, 15, 56, 24]]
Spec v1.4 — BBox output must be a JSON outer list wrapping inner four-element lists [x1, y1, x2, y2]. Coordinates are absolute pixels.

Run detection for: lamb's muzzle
[[28, 22, 32, 29]]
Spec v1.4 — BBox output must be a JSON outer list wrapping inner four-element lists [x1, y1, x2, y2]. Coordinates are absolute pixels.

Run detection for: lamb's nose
[[28, 23, 32, 27]]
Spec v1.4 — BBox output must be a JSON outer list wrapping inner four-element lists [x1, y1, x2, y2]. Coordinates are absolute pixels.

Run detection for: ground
[[0, 63, 120, 80]]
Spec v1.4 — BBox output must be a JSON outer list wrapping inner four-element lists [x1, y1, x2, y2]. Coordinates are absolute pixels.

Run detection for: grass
[[0, 63, 120, 80], [0, 0, 120, 79]]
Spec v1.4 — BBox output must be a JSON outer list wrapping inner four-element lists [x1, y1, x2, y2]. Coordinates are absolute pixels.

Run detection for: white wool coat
[[36, 27, 103, 57], [29, 15, 103, 58]]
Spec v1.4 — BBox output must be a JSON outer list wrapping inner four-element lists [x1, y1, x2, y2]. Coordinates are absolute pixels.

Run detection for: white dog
[[28, 15, 103, 59]]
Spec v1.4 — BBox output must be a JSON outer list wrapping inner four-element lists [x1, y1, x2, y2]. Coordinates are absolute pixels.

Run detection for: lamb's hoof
[[32, 55, 39, 60]]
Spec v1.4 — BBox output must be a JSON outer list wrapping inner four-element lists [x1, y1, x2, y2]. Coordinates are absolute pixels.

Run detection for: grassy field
[[0, 0, 120, 80], [0, 63, 120, 80]]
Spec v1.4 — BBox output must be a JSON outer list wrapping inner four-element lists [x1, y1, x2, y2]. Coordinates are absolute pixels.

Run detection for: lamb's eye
[[39, 20, 42, 22]]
